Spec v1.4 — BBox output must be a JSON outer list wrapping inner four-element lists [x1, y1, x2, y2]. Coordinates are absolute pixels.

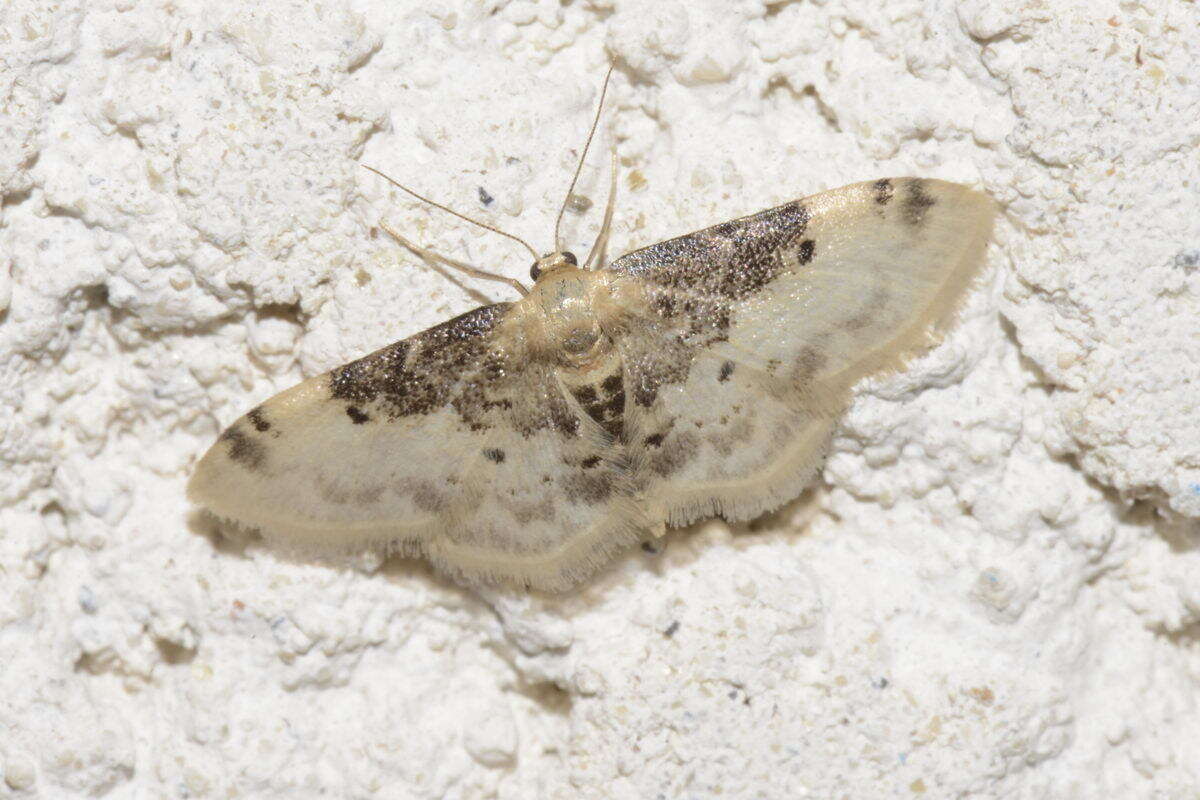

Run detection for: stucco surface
[[1, 1, 1197, 797]]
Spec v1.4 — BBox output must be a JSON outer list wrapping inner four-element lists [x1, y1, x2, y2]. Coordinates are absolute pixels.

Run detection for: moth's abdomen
[[558, 347, 627, 441]]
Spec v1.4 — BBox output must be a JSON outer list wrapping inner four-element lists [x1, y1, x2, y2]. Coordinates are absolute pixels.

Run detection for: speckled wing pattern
[[606, 178, 993, 530], [189, 303, 656, 589], [188, 178, 993, 591]]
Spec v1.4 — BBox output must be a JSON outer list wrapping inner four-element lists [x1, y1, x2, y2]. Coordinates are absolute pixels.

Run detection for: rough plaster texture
[[2, 0, 1198, 797]]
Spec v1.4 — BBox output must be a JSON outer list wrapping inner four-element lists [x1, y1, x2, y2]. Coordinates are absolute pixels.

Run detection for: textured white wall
[[2, 0, 1198, 797]]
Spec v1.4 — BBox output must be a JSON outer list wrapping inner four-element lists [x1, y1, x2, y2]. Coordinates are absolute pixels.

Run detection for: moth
[[188, 74, 994, 592]]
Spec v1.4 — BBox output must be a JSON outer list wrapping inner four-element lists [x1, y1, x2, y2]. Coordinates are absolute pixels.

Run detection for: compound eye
[[562, 251, 578, 266], [530, 263, 542, 282]]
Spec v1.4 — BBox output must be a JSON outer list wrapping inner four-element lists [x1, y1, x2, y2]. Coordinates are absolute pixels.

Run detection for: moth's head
[[522, 261, 613, 366], [529, 250, 577, 282]]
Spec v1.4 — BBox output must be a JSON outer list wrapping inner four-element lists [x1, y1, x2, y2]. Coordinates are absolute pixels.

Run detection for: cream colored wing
[[605, 178, 994, 526], [188, 304, 654, 591]]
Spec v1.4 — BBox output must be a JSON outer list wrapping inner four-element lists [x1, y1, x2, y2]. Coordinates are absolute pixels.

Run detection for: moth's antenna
[[583, 147, 619, 271], [379, 221, 529, 298], [361, 164, 540, 261], [553, 62, 616, 253]]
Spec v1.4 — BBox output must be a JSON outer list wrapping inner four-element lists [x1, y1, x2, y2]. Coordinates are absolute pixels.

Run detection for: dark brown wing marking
[[328, 304, 514, 432], [608, 199, 814, 411], [568, 369, 626, 440], [873, 178, 893, 205], [220, 425, 266, 471], [901, 179, 936, 226], [247, 407, 271, 432], [612, 200, 810, 300]]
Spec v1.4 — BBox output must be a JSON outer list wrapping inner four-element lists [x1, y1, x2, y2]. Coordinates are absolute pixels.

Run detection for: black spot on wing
[[797, 239, 815, 265], [247, 407, 271, 432], [520, 383, 581, 440], [346, 405, 370, 424], [632, 380, 658, 408], [603, 390, 625, 420], [570, 370, 626, 440], [483, 448, 506, 464], [581, 455, 601, 469], [873, 178, 894, 205], [901, 179, 936, 227], [718, 361, 734, 382], [221, 425, 266, 471]]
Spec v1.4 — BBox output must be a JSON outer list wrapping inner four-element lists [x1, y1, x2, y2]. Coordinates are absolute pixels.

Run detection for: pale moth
[[189, 70, 994, 592]]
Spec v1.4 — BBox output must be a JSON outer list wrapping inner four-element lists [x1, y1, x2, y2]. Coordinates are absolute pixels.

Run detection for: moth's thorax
[[518, 266, 617, 367]]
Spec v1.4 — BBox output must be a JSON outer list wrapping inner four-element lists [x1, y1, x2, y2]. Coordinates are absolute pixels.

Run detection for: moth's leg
[[583, 147, 619, 271], [379, 221, 530, 298]]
